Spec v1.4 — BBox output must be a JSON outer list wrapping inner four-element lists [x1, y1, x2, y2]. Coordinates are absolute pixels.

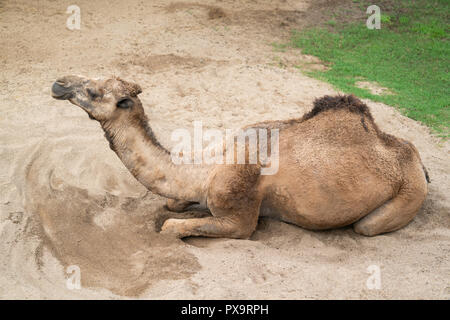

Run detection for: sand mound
[[22, 140, 199, 296]]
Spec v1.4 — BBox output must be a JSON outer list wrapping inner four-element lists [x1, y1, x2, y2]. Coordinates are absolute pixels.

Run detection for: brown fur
[[52, 76, 429, 239], [131, 113, 169, 154], [252, 94, 429, 181]]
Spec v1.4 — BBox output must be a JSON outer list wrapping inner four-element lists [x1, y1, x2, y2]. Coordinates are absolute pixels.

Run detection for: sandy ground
[[0, 0, 449, 299]]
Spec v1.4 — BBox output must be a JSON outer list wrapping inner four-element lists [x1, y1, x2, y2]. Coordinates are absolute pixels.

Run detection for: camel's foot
[[165, 199, 194, 212], [160, 216, 257, 239]]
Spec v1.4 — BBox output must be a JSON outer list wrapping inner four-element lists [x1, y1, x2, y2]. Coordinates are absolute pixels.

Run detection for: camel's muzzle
[[51, 80, 73, 100]]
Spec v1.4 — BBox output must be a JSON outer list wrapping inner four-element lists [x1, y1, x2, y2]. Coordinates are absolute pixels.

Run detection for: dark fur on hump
[[302, 95, 374, 123]]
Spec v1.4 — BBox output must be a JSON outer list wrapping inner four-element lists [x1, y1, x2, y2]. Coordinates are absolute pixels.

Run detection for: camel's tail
[[422, 164, 431, 183]]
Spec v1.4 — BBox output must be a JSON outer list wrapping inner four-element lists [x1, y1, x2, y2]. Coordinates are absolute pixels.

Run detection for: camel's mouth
[[51, 81, 73, 100]]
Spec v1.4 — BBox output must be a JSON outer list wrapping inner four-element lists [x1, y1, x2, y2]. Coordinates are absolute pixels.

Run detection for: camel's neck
[[101, 115, 209, 202]]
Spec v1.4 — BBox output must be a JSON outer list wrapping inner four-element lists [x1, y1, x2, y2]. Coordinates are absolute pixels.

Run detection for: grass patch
[[271, 42, 289, 52], [291, 0, 449, 138]]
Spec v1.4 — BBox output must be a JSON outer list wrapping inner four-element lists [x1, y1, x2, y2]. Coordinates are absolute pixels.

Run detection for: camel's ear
[[118, 78, 142, 97]]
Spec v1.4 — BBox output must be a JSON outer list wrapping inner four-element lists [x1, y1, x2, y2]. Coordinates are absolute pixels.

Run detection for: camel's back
[[258, 96, 423, 229], [282, 107, 405, 182], [277, 95, 417, 180]]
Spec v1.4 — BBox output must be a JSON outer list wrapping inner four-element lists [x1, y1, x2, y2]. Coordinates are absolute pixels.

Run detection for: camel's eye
[[86, 87, 101, 99], [117, 98, 134, 109]]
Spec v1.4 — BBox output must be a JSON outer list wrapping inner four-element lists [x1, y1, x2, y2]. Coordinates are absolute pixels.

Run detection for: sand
[[0, 0, 448, 299]]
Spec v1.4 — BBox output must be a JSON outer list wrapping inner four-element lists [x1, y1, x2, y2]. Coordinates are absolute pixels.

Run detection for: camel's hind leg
[[354, 177, 427, 236]]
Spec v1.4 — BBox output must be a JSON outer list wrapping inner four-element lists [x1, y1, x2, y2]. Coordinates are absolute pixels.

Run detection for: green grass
[[271, 42, 289, 52], [291, 0, 449, 138]]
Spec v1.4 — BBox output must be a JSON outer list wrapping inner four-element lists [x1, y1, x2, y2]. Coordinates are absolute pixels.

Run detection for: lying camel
[[51, 75, 429, 238]]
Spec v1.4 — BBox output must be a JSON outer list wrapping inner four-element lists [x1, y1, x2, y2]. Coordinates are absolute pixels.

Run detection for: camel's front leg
[[162, 164, 262, 239], [161, 211, 259, 239]]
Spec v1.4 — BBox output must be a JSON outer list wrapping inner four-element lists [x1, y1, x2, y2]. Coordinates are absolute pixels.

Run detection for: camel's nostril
[[51, 81, 72, 100], [55, 78, 67, 87]]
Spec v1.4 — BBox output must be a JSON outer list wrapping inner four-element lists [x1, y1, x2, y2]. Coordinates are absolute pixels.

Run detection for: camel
[[51, 75, 430, 239]]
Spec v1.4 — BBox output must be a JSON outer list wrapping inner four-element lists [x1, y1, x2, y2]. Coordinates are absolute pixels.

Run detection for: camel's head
[[51, 75, 143, 122]]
